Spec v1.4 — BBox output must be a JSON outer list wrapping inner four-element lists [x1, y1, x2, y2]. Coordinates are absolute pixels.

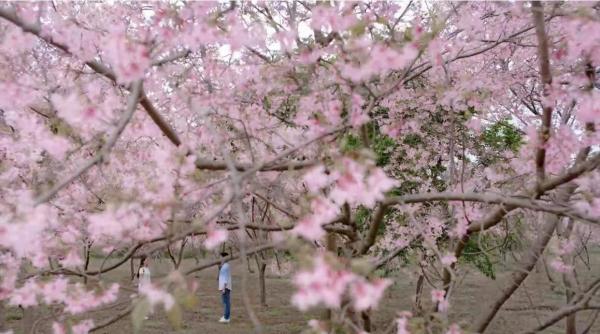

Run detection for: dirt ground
[[4, 248, 600, 334]]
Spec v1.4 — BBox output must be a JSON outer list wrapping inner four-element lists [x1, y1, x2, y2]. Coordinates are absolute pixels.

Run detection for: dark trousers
[[221, 288, 231, 320]]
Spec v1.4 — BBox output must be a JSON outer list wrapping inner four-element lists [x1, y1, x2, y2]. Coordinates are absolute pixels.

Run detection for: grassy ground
[[4, 248, 600, 334]]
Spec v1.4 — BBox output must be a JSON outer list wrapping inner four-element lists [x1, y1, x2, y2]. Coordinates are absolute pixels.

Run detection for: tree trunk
[[166, 245, 177, 269], [130, 256, 135, 281], [0, 301, 5, 331], [258, 259, 267, 307], [361, 310, 371, 332], [175, 238, 187, 270], [413, 274, 424, 316], [560, 219, 578, 334], [565, 309, 576, 334], [323, 232, 337, 322], [83, 241, 92, 285], [540, 255, 557, 289], [21, 306, 35, 334], [247, 255, 255, 274]]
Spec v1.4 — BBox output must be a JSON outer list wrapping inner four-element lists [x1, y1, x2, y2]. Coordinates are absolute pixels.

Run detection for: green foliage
[[341, 133, 362, 153], [461, 237, 496, 280], [354, 206, 371, 229], [373, 134, 397, 166], [340, 125, 398, 167], [481, 119, 523, 152], [402, 133, 423, 147]]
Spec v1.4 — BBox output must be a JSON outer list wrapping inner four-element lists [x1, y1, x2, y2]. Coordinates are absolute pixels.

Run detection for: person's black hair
[[136, 255, 147, 279], [220, 252, 229, 257]]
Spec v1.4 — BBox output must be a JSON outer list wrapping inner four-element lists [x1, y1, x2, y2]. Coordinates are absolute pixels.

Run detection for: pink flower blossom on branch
[[204, 226, 229, 250]]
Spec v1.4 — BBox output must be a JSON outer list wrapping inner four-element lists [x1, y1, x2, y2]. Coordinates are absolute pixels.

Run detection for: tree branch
[[0, 8, 183, 148], [532, 1, 553, 190], [33, 81, 143, 205], [194, 158, 318, 172]]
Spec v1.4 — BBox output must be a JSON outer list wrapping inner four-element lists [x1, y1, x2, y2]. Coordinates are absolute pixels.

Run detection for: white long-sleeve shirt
[[218, 262, 231, 291]]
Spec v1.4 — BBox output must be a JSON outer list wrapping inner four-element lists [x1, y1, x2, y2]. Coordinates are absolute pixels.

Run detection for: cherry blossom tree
[[1, 1, 600, 334]]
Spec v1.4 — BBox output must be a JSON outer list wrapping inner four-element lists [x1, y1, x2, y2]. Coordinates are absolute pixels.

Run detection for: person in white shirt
[[218, 252, 232, 323], [136, 256, 151, 320], [137, 256, 151, 290]]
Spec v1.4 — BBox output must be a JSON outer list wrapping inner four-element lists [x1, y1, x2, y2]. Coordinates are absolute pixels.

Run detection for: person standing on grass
[[218, 252, 232, 323], [136, 256, 151, 320]]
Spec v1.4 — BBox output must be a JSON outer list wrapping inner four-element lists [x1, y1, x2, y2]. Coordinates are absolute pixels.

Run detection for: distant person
[[218, 252, 232, 323], [136, 256, 151, 320]]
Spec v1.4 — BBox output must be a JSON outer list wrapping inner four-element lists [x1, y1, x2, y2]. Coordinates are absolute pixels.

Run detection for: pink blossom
[[51, 92, 98, 127], [9, 279, 39, 307], [204, 227, 228, 250], [396, 317, 411, 334], [0, 27, 36, 56], [450, 218, 469, 239], [60, 249, 84, 268], [52, 322, 66, 334], [276, 29, 297, 53], [41, 277, 68, 304], [41, 135, 71, 160], [441, 253, 457, 266], [578, 91, 600, 123], [291, 255, 354, 311], [293, 197, 339, 241], [350, 278, 393, 311], [438, 298, 450, 312], [550, 258, 573, 273], [446, 324, 462, 334], [364, 168, 398, 207], [307, 319, 327, 334], [303, 165, 331, 193], [556, 239, 576, 256], [466, 117, 483, 133], [293, 216, 326, 241], [431, 289, 450, 312], [99, 283, 120, 304], [103, 31, 150, 84], [311, 6, 356, 32], [139, 284, 175, 311], [350, 93, 369, 128], [428, 38, 444, 66], [431, 289, 445, 303], [71, 319, 94, 334]]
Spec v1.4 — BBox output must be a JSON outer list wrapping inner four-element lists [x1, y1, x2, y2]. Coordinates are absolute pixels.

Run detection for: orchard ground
[[5, 249, 600, 334]]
